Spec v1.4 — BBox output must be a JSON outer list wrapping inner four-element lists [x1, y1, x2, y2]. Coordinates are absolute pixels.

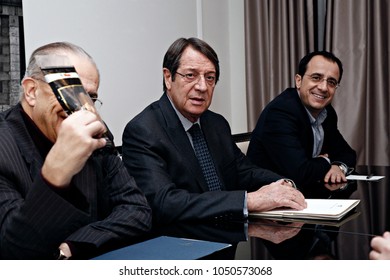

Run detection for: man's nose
[[317, 78, 329, 90], [194, 75, 208, 91]]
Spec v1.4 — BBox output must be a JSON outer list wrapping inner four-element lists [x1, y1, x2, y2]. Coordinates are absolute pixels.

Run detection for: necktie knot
[[188, 123, 202, 139], [188, 123, 221, 191]]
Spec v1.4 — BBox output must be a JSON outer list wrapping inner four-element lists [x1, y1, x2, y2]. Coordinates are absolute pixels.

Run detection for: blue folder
[[92, 236, 232, 260]]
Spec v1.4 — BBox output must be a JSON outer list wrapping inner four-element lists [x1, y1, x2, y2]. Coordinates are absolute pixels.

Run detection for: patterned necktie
[[188, 123, 222, 191]]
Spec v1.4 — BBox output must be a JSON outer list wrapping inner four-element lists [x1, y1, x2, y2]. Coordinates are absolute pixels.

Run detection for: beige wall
[[22, 0, 247, 145]]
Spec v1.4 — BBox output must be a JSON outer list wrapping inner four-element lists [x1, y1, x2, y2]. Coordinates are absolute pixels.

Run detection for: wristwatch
[[336, 163, 348, 175]]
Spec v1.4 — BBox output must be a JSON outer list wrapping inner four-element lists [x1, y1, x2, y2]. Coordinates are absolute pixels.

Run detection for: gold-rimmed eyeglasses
[[176, 71, 216, 87], [304, 73, 339, 89]]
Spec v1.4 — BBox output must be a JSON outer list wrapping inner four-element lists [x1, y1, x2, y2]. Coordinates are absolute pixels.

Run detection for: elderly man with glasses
[[0, 42, 152, 259], [122, 37, 306, 225]]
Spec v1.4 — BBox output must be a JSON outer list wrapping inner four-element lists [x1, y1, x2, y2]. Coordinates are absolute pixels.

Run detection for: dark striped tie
[[188, 123, 222, 191]]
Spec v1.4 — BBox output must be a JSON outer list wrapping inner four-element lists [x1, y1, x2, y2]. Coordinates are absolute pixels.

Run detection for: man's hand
[[324, 182, 349, 191], [324, 164, 347, 184], [42, 110, 107, 188], [57, 242, 72, 260], [369, 231, 390, 260], [247, 179, 307, 212], [248, 220, 303, 244]]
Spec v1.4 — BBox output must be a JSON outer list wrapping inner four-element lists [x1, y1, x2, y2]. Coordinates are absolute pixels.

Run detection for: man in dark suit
[[247, 51, 356, 190], [0, 42, 152, 259], [122, 37, 306, 225]]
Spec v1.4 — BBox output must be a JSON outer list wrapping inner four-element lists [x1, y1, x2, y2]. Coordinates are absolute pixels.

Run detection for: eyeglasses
[[176, 71, 216, 87], [90, 97, 103, 110], [35, 78, 104, 108], [304, 74, 339, 89]]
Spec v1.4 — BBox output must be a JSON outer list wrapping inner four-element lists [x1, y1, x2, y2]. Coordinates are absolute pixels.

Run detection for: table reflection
[[249, 165, 389, 260], [146, 178, 356, 259], [98, 166, 388, 260]]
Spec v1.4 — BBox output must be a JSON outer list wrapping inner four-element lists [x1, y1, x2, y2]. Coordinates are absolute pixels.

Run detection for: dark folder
[[92, 236, 232, 260]]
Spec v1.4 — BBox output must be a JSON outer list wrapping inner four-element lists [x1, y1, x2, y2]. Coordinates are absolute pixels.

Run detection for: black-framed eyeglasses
[[176, 71, 216, 86], [304, 73, 339, 89], [90, 97, 103, 110]]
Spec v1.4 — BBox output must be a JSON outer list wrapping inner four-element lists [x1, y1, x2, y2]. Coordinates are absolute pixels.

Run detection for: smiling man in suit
[[122, 37, 306, 225], [247, 51, 356, 190], [0, 42, 152, 259]]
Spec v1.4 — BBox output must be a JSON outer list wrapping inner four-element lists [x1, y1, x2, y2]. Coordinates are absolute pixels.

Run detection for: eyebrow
[[88, 92, 98, 99], [181, 68, 216, 74]]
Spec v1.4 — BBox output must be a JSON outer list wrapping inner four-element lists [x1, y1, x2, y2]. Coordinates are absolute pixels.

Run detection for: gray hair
[[20, 42, 100, 98]]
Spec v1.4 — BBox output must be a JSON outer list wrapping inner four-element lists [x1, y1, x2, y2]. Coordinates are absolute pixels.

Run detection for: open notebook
[[249, 199, 360, 221], [250, 210, 361, 227]]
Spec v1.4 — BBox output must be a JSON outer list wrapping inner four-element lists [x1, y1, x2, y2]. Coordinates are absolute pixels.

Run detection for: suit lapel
[[158, 94, 209, 192], [291, 89, 315, 154], [71, 158, 98, 220], [5, 104, 44, 180]]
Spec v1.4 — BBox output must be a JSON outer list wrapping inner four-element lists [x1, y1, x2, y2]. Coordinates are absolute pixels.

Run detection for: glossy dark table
[[244, 165, 389, 260], [149, 165, 389, 260]]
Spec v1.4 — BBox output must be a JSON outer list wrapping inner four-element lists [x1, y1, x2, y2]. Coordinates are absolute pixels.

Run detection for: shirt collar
[[305, 106, 327, 125], [167, 94, 200, 131]]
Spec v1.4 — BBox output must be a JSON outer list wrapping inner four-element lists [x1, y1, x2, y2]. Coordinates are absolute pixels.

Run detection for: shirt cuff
[[332, 161, 348, 175], [322, 156, 331, 164], [243, 192, 248, 218], [283, 178, 297, 189]]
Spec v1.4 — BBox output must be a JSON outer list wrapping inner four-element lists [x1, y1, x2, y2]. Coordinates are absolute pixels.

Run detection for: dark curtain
[[245, 0, 389, 166], [244, 0, 316, 129], [324, 0, 390, 166]]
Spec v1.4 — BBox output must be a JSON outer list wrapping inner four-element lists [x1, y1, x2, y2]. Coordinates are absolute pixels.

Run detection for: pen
[[366, 174, 374, 179]]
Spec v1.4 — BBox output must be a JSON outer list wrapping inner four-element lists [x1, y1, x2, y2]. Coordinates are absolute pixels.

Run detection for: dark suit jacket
[[247, 88, 357, 189], [0, 104, 152, 259], [122, 94, 282, 224]]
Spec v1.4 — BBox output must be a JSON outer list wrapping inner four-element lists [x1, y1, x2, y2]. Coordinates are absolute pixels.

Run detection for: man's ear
[[21, 78, 38, 106], [163, 68, 172, 90], [295, 74, 302, 89]]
